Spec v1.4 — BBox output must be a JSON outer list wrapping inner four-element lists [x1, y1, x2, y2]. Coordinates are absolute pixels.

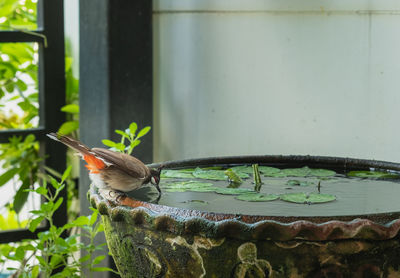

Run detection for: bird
[[47, 132, 162, 196]]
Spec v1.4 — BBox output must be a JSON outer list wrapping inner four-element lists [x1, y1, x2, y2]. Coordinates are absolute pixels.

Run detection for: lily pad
[[280, 192, 336, 204], [258, 166, 281, 175], [309, 168, 336, 177], [230, 165, 254, 174], [347, 171, 400, 179], [278, 167, 336, 178], [161, 169, 194, 179], [281, 167, 312, 177], [162, 181, 215, 192], [230, 165, 280, 177], [287, 180, 314, 187], [235, 193, 279, 202], [193, 168, 227, 181], [214, 188, 253, 195]]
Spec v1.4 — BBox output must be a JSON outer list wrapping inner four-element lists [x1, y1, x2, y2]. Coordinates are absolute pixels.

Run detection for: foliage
[[102, 122, 151, 155], [0, 168, 115, 277], [0, 134, 40, 214], [58, 41, 79, 137], [0, 0, 37, 30]]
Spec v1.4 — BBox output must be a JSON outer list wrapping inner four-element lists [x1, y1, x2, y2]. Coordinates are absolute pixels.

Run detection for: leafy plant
[[0, 134, 40, 214], [102, 122, 151, 155], [0, 0, 37, 30], [0, 167, 115, 277]]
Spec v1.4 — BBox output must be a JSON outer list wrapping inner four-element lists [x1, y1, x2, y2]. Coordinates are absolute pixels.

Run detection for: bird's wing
[[91, 148, 150, 179]]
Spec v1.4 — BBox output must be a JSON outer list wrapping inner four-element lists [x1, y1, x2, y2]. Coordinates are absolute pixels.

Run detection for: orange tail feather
[[83, 154, 106, 174]]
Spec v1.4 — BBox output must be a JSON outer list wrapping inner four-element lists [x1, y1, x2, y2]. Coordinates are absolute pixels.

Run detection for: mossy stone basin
[[90, 155, 400, 277]]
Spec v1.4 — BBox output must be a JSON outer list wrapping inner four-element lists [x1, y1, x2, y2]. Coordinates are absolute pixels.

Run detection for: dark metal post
[[79, 1, 153, 276]]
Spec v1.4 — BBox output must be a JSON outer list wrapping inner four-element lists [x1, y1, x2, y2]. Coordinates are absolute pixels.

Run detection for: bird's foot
[[108, 190, 127, 203]]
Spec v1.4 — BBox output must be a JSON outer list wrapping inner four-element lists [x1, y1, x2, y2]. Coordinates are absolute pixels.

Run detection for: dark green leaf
[[280, 192, 336, 204], [235, 193, 279, 202], [287, 180, 314, 187], [31, 265, 39, 278], [13, 178, 30, 213], [193, 168, 227, 181], [160, 169, 194, 179], [214, 188, 253, 195], [0, 168, 20, 187], [347, 170, 399, 179], [61, 165, 72, 183], [92, 255, 106, 265], [53, 197, 63, 212], [29, 216, 44, 232]]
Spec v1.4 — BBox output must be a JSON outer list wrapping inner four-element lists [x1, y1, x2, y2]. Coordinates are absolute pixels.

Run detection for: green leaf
[[72, 215, 89, 226], [347, 170, 399, 179], [91, 267, 116, 272], [280, 192, 336, 204], [129, 140, 141, 150], [102, 139, 116, 148], [13, 178, 31, 213], [161, 181, 215, 193], [50, 176, 60, 189], [115, 143, 126, 152], [15, 246, 25, 261], [58, 121, 79, 135], [31, 265, 39, 278], [192, 168, 227, 181], [61, 165, 72, 183], [115, 129, 129, 138], [235, 193, 279, 202], [161, 169, 194, 179], [29, 216, 44, 232], [89, 210, 98, 226], [92, 255, 106, 265], [53, 197, 63, 212], [129, 122, 138, 136], [0, 168, 20, 187], [61, 104, 79, 114], [136, 126, 151, 139], [287, 180, 315, 187], [35, 186, 47, 196], [214, 188, 253, 195]]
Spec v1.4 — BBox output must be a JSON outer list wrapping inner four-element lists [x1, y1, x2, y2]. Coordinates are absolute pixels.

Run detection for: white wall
[[153, 0, 400, 163]]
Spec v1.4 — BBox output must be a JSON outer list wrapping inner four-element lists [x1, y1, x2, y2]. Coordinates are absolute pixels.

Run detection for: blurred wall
[[153, 0, 400, 163]]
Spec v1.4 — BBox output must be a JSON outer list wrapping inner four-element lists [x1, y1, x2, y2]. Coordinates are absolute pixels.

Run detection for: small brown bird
[[47, 132, 162, 195]]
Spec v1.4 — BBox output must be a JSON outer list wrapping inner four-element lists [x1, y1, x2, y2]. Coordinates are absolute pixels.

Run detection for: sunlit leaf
[[102, 139, 116, 148], [61, 104, 79, 114], [136, 126, 151, 139], [58, 121, 79, 135], [129, 122, 137, 136]]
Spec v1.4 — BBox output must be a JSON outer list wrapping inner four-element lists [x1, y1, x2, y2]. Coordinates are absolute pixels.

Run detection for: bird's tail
[[47, 132, 92, 155]]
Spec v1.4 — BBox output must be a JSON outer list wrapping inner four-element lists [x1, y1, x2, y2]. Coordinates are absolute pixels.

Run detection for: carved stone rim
[[90, 155, 400, 241]]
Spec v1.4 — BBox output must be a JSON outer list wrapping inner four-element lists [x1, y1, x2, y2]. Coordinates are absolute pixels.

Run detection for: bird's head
[[150, 166, 163, 186]]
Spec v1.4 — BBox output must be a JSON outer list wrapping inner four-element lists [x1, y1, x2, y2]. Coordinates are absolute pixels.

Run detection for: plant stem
[[252, 164, 263, 192]]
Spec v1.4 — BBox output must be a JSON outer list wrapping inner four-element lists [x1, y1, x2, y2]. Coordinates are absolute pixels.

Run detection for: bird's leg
[[155, 183, 162, 197], [108, 189, 127, 202]]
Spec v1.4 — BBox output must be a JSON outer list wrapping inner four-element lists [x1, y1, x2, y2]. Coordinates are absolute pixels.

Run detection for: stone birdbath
[[90, 155, 400, 277]]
